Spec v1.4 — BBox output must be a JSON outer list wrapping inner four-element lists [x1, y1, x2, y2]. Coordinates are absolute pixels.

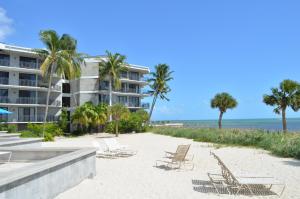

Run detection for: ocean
[[153, 118, 300, 131]]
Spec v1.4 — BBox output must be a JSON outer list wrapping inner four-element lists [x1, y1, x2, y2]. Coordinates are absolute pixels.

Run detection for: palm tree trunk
[[42, 64, 54, 137], [282, 107, 287, 133], [218, 111, 223, 129], [115, 121, 119, 137], [149, 93, 158, 122], [109, 77, 112, 121]]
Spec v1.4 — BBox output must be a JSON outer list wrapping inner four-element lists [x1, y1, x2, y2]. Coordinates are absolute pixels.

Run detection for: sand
[[43, 133, 300, 199]]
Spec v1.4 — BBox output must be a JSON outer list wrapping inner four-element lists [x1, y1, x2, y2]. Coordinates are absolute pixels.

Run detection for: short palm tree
[[148, 64, 173, 121], [211, 92, 238, 129], [263, 79, 300, 132], [98, 51, 127, 109], [109, 104, 130, 137], [71, 104, 94, 132], [35, 30, 83, 136]]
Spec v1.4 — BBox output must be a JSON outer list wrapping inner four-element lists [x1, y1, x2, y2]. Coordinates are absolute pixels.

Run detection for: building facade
[[0, 43, 150, 129]]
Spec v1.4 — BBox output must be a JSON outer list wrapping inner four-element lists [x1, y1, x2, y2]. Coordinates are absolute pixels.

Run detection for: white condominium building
[[0, 43, 150, 129]]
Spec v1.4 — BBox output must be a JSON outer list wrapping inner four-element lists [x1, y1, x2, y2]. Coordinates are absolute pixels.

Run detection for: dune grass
[[151, 127, 300, 159]]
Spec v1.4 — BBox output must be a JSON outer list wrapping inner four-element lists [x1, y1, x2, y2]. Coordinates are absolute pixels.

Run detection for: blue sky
[[1, 0, 300, 120]]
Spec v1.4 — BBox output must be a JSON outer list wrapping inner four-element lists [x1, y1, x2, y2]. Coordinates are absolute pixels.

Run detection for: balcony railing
[[0, 77, 9, 85], [128, 102, 140, 107], [17, 97, 37, 104], [19, 61, 38, 69], [114, 87, 140, 94], [129, 74, 140, 81], [0, 59, 10, 66], [19, 79, 37, 87], [18, 115, 58, 122]]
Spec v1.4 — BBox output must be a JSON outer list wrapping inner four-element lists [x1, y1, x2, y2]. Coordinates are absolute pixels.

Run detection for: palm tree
[[148, 64, 173, 121], [71, 104, 93, 132], [263, 79, 300, 133], [93, 103, 108, 132], [211, 92, 238, 129], [98, 51, 127, 113], [109, 104, 130, 137], [35, 30, 83, 136]]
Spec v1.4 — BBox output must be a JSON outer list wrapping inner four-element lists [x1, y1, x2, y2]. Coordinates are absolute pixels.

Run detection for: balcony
[[0, 96, 61, 106], [19, 61, 38, 69], [0, 59, 10, 66], [19, 79, 37, 87], [17, 97, 36, 104], [0, 77, 9, 85], [18, 115, 58, 122], [114, 87, 140, 94]]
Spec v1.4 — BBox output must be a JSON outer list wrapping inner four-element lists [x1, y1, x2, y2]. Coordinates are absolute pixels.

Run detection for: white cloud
[[0, 7, 13, 41]]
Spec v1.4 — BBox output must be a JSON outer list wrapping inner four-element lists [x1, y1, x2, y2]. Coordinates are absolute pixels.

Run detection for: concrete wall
[[0, 148, 96, 199]]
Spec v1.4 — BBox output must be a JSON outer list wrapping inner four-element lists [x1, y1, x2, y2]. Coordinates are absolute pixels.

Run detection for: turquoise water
[[153, 118, 300, 131]]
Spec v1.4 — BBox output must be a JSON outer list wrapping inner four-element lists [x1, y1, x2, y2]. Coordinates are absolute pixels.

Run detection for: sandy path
[[44, 133, 300, 199]]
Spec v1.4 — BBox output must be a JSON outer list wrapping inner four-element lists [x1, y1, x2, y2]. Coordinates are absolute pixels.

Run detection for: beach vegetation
[[71, 102, 108, 133], [105, 109, 150, 133], [35, 30, 83, 137], [20, 123, 63, 141], [211, 92, 238, 129], [152, 127, 300, 159], [98, 51, 127, 114], [263, 79, 300, 132], [109, 104, 130, 136], [148, 64, 173, 121]]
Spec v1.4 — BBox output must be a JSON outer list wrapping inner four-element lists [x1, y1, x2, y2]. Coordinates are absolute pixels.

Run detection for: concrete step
[[0, 131, 8, 134], [0, 133, 20, 138]]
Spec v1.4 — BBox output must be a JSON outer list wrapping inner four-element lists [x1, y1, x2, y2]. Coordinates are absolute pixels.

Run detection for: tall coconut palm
[[148, 64, 173, 121], [263, 79, 300, 132], [35, 30, 83, 136], [109, 104, 130, 137], [211, 92, 238, 129], [98, 51, 127, 111]]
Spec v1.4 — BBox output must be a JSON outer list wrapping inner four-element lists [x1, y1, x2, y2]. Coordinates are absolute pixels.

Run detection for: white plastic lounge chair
[[208, 152, 285, 197], [103, 138, 137, 156], [0, 151, 12, 163], [92, 141, 120, 158], [156, 144, 194, 170]]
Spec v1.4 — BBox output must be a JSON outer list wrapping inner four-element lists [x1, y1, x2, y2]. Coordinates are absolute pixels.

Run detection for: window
[[0, 72, 9, 84], [128, 84, 139, 93], [99, 94, 109, 104], [99, 81, 109, 90], [19, 56, 37, 69], [62, 97, 70, 107], [129, 72, 139, 80], [0, 54, 10, 66], [117, 96, 127, 105], [62, 83, 70, 93], [19, 73, 36, 86], [0, 89, 8, 103], [120, 71, 128, 78], [129, 96, 139, 107]]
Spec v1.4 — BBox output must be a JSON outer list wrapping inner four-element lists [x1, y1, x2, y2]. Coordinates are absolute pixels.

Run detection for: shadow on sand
[[282, 160, 300, 167], [192, 179, 277, 196]]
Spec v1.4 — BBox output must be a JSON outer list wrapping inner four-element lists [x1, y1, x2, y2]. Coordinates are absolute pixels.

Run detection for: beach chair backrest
[[92, 141, 104, 152], [172, 144, 190, 162], [211, 152, 239, 185], [103, 138, 119, 151]]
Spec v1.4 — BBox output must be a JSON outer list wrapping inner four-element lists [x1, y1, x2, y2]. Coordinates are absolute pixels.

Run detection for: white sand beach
[[42, 133, 300, 199]]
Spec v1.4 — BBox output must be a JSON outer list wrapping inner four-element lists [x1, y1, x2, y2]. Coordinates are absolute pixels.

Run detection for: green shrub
[[44, 133, 54, 142], [104, 122, 115, 134], [20, 130, 40, 138], [23, 123, 63, 141], [7, 124, 17, 133], [152, 127, 300, 160]]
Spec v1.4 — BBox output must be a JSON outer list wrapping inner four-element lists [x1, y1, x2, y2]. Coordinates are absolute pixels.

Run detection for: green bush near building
[[20, 123, 63, 142], [152, 127, 300, 159], [105, 110, 150, 134]]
